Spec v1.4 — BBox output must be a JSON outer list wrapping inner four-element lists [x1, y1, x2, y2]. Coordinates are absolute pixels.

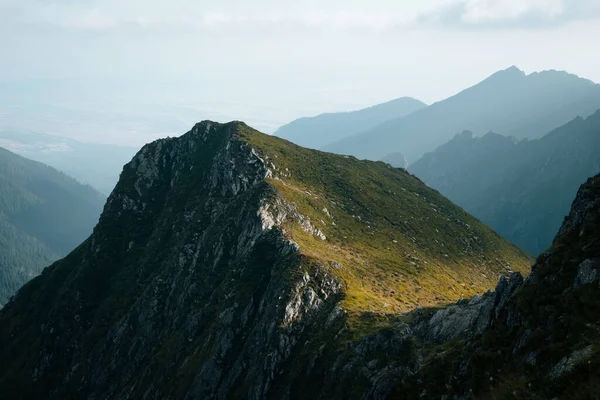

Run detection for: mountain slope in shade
[[395, 173, 600, 398], [0, 147, 105, 306], [325, 66, 600, 163], [410, 111, 600, 255], [274, 97, 426, 149], [0, 131, 139, 194], [0, 121, 531, 399]]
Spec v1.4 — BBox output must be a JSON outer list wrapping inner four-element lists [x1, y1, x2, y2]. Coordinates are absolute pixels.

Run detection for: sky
[[1, 0, 600, 144]]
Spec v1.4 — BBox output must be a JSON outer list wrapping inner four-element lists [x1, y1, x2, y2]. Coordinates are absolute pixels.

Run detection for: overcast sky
[[1, 0, 600, 141]]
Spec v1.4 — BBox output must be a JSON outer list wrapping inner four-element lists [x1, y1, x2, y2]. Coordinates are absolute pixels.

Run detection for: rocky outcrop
[[411, 272, 523, 344]]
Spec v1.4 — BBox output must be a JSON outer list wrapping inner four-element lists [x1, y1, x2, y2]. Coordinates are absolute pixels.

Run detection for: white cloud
[[64, 8, 117, 30], [461, 0, 564, 23], [2, 0, 584, 33]]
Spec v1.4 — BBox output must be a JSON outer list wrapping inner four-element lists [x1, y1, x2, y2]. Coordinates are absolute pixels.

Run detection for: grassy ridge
[[240, 124, 533, 328]]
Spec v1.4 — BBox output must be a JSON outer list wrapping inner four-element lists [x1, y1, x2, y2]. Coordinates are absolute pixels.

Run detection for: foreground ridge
[[396, 174, 600, 398], [0, 121, 531, 399]]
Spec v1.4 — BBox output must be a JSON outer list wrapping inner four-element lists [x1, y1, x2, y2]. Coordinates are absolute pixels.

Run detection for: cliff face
[[0, 121, 532, 399]]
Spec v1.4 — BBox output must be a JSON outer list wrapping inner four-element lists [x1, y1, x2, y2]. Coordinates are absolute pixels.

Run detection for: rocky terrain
[[0, 121, 532, 399]]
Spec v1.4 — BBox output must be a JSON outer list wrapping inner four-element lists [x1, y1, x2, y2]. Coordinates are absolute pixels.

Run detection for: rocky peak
[[480, 65, 525, 85], [0, 121, 532, 399], [456, 130, 474, 139]]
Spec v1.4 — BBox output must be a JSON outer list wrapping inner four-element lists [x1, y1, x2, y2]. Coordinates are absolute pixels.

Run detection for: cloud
[[2, 0, 600, 33], [63, 8, 117, 30], [461, 0, 564, 23], [422, 0, 600, 29]]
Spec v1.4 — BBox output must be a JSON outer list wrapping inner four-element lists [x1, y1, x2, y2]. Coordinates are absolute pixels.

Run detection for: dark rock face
[[0, 122, 346, 399], [411, 272, 523, 344]]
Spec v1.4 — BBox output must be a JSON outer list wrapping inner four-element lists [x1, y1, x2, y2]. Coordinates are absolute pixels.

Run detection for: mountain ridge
[[409, 110, 600, 254], [0, 131, 139, 194], [274, 97, 426, 150], [324, 66, 600, 163], [0, 120, 531, 399]]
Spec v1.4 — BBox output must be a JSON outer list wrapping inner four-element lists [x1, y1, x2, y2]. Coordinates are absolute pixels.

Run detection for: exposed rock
[[549, 346, 593, 379], [573, 258, 599, 288]]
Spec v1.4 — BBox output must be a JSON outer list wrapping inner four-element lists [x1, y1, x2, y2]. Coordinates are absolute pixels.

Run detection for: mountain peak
[[482, 65, 526, 83], [189, 120, 248, 137], [325, 66, 600, 163], [0, 122, 531, 399], [504, 65, 524, 74], [456, 130, 474, 140]]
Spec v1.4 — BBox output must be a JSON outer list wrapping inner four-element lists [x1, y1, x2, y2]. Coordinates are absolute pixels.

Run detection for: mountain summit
[[325, 67, 600, 163], [0, 121, 530, 399]]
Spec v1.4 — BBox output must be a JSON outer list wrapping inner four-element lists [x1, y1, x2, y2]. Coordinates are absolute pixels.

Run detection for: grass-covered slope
[[242, 124, 532, 318], [0, 147, 105, 305]]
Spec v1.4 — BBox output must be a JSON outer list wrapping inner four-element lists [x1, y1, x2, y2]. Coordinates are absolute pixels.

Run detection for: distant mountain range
[[410, 111, 600, 255], [0, 131, 139, 194], [0, 147, 105, 306], [274, 97, 426, 149], [320, 66, 600, 163]]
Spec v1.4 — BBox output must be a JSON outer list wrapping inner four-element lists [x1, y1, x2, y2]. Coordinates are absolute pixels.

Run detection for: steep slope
[[0, 131, 139, 194], [0, 147, 105, 306], [274, 97, 426, 150], [397, 173, 600, 399], [325, 66, 600, 163], [0, 121, 530, 399], [410, 111, 600, 255]]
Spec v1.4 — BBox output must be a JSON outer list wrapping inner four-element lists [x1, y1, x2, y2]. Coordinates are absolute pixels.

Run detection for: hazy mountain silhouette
[[0, 147, 105, 305], [410, 111, 600, 254], [325, 67, 600, 163], [274, 97, 426, 149], [0, 131, 139, 194]]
